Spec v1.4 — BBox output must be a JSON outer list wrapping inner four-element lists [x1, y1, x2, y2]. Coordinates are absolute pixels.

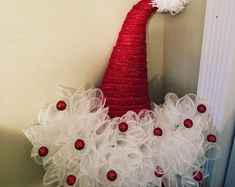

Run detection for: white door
[[198, 0, 235, 186]]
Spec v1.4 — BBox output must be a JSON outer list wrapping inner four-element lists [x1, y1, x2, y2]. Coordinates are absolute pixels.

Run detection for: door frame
[[197, 0, 235, 186]]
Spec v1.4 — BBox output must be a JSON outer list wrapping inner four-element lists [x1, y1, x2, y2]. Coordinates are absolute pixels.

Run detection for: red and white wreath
[[24, 0, 220, 186]]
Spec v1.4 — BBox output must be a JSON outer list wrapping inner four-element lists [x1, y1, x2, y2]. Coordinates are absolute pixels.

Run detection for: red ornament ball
[[184, 119, 193, 128], [56, 100, 66, 111], [118, 122, 128, 132], [154, 166, 164, 177], [207, 134, 217, 143], [106, 170, 117, 181], [74, 139, 85, 150], [38, 146, 48, 157], [153, 127, 163, 136], [193, 171, 203, 181], [66, 175, 76, 186], [155, 171, 164, 178], [197, 104, 207, 113]]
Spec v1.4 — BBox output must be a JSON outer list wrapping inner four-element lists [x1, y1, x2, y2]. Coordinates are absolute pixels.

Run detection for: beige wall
[[163, 0, 206, 96], [0, 0, 205, 186]]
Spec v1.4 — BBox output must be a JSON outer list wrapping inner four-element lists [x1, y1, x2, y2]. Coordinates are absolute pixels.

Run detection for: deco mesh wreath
[[24, 0, 221, 186]]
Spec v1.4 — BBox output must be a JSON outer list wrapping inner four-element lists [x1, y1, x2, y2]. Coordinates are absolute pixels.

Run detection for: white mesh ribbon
[[23, 87, 220, 187]]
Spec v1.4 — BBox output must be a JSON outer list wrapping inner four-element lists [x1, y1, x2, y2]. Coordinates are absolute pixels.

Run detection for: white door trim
[[197, 0, 235, 186]]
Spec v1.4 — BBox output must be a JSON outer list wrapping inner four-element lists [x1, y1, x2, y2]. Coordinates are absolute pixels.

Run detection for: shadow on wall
[[162, 76, 193, 98], [149, 74, 163, 104], [0, 127, 54, 187]]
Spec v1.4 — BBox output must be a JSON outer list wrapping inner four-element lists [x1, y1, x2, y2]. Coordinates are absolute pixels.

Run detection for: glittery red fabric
[[100, 0, 157, 118]]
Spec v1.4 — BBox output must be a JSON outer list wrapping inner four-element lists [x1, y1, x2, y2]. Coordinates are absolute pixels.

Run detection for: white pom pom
[[151, 0, 190, 15]]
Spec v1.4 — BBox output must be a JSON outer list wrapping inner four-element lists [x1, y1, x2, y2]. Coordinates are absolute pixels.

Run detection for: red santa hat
[[101, 0, 190, 118]]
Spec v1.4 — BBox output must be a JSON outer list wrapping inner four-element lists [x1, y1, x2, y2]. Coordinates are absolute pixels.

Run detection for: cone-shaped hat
[[101, 0, 190, 118]]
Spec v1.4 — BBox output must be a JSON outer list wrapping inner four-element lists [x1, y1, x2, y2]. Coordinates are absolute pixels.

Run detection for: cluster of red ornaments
[[65, 168, 203, 185], [183, 104, 207, 129], [36, 101, 216, 185], [182, 104, 217, 143]]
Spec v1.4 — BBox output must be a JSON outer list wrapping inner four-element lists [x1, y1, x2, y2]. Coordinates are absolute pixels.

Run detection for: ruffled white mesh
[[23, 86, 220, 187]]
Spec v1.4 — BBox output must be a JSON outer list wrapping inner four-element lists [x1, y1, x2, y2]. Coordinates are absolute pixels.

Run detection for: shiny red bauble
[[66, 175, 76, 186], [184, 119, 193, 128], [197, 104, 207, 113], [38, 146, 48, 157], [118, 122, 128, 132], [155, 171, 164, 177], [56, 100, 66, 111], [153, 127, 163, 136], [74, 139, 85, 150], [193, 171, 203, 181], [106, 170, 117, 181], [154, 166, 164, 177], [207, 134, 217, 143]]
